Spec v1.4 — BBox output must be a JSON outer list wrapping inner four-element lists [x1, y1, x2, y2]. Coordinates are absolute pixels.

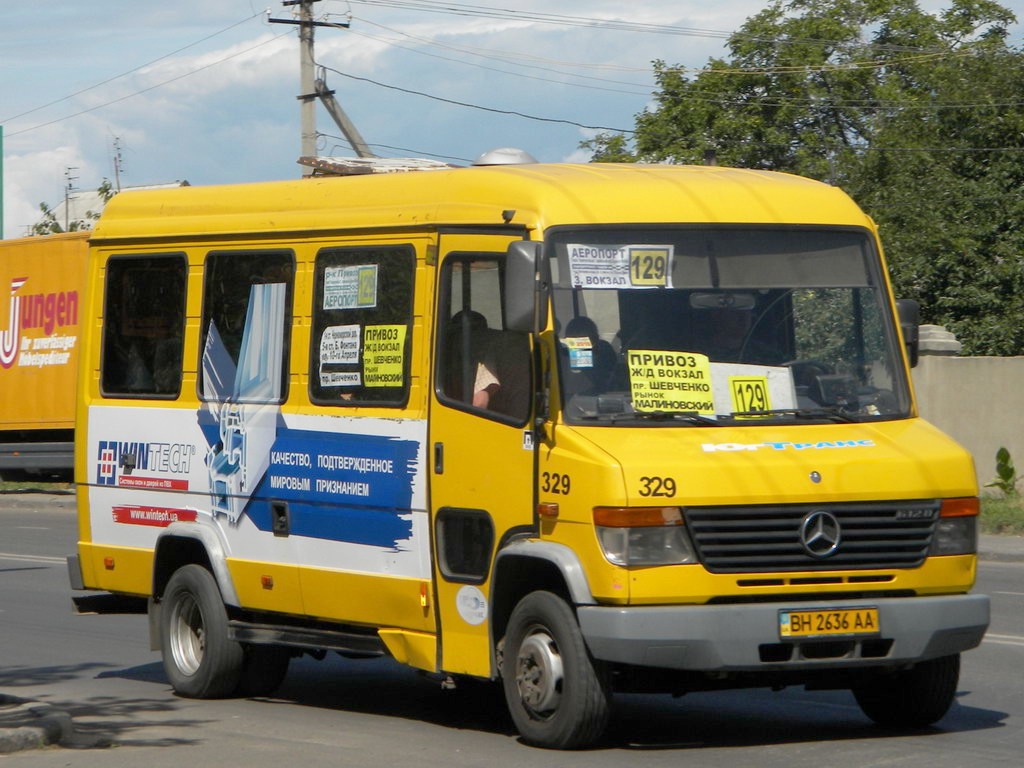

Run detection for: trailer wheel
[[853, 653, 960, 728], [501, 591, 610, 749], [236, 645, 291, 697], [161, 564, 244, 698]]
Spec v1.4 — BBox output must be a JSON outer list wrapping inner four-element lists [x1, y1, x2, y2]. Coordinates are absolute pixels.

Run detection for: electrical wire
[[318, 132, 472, 163], [339, 15, 1009, 114], [342, 0, 965, 54], [5, 30, 293, 140], [1, 11, 267, 125], [318, 64, 635, 133], [345, 23, 652, 96], [351, 15, 974, 78]]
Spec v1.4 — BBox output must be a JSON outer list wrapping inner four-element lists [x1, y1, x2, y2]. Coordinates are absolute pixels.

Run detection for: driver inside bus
[[690, 292, 776, 364]]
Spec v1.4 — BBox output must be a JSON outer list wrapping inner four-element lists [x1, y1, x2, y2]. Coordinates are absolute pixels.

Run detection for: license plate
[[779, 607, 880, 638]]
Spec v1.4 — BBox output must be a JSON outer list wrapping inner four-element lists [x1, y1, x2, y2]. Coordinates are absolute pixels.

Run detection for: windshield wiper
[[729, 407, 858, 423], [574, 409, 723, 425], [631, 410, 723, 426]]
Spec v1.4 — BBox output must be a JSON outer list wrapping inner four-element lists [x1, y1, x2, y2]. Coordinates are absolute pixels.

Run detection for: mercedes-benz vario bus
[[69, 161, 988, 749]]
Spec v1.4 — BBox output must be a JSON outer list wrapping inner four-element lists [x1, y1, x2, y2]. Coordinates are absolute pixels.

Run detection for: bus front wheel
[[853, 653, 960, 728], [501, 591, 610, 749]]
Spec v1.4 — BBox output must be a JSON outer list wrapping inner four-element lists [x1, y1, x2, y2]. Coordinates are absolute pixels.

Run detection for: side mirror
[[504, 241, 548, 334], [896, 299, 920, 368]]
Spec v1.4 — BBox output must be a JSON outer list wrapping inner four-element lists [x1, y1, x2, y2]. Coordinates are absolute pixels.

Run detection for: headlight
[[928, 497, 979, 556], [593, 507, 698, 567]]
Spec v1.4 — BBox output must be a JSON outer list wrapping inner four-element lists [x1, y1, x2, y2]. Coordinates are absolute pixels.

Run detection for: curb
[[978, 549, 1024, 564], [0, 695, 106, 754], [978, 534, 1024, 564]]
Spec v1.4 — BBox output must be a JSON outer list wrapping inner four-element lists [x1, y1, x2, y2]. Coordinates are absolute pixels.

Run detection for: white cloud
[[4, 145, 93, 237]]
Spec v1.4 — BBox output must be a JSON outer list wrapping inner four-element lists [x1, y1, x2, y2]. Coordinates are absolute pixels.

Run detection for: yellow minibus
[[69, 161, 988, 749]]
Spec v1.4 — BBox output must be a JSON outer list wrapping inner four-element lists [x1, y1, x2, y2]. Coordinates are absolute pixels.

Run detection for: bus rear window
[[100, 254, 187, 398]]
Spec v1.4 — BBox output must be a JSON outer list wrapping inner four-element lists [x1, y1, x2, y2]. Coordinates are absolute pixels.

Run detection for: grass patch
[[980, 495, 1024, 535], [0, 478, 73, 494]]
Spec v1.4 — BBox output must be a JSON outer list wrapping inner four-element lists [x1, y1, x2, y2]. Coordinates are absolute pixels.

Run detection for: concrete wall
[[912, 355, 1024, 492]]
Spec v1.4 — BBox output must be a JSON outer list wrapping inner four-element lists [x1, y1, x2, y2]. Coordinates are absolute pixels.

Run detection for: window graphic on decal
[[204, 282, 287, 523]]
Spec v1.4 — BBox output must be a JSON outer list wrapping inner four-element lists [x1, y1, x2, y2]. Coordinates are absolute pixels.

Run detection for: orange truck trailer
[[0, 231, 88, 479]]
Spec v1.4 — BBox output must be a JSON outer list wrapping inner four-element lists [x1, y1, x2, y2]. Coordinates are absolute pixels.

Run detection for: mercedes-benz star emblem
[[799, 510, 841, 558]]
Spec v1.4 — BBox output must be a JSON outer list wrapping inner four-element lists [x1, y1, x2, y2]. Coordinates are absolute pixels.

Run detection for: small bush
[[980, 495, 1024, 535], [984, 447, 1021, 497]]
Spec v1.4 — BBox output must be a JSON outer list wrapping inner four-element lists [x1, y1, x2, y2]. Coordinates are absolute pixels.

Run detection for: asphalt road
[[2, 494, 1023, 766]]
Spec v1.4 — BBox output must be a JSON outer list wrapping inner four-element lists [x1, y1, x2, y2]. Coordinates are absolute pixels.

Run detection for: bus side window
[[309, 245, 415, 407], [101, 255, 188, 398]]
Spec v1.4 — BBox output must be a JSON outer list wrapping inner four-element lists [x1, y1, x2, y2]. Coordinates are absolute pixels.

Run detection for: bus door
[[430, 233, 536, 676]]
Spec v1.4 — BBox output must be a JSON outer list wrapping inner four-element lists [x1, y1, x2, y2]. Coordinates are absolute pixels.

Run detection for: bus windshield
[[548, 226, 912, 426]]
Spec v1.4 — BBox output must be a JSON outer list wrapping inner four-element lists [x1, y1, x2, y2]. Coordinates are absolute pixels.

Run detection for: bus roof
[[91, 163, 872, 243]]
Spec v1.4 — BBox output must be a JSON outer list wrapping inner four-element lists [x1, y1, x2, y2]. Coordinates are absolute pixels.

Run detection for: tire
[[160, 564, 244, 698], [853, 653, 960, 728], [236, 645, 291, 697], [501, 591, 610, 749]]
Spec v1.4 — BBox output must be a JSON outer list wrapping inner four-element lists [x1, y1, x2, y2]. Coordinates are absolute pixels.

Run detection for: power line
[[352, 15, 658, 77], [1, 11, 266, 125], [318, 64, 635, 133], [345, 0, 739, 39], [339, 15, 1009, 117], [344, 0, 970, 54], [352, 15, 973, 78], [637, 87, 1024, 112], [625, 138, 1024, 156], [344, 21, 1006, 115], [318, 132, 472, 163], [346, 22, 652, 96], [5, 30, 292, 139]]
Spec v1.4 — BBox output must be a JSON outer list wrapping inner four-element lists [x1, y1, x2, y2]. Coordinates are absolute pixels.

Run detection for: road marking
[[0, 552, 65, 565], [984, 633, 1024, 647], [993, 591, 1024, 597]]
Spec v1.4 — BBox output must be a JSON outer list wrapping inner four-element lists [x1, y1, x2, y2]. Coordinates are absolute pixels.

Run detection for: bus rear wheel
[[236, 645, 291, 697], [160, 564, 244, 698]]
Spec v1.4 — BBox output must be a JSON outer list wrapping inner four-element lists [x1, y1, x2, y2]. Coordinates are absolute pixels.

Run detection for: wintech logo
[[97, 441, 149, 486], [96, 440, 196, 490], [97, 442, 120, 486]]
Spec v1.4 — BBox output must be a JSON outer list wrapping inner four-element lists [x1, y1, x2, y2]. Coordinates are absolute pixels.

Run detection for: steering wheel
[[781, 358, 833, 387]]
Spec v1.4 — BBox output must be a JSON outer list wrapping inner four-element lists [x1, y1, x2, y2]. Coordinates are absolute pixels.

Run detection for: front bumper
[[577, 593, 989, 671]]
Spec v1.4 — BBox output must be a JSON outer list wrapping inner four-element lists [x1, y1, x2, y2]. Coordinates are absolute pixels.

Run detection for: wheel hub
[[515, 628, 564, 715], [169, 593, 205, 676]]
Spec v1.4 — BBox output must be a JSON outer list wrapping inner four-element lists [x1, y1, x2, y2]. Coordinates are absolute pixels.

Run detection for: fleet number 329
[[638, 476, 677, 497]]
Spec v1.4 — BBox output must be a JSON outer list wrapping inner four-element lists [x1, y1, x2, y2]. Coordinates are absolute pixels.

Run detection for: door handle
[[271, 500, 290, 537], [434, 442, 444, 474]]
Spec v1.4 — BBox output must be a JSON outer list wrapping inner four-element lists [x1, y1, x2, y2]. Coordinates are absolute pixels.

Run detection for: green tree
[[31, 178, 116, 235], [585, 0, 1024, 354]]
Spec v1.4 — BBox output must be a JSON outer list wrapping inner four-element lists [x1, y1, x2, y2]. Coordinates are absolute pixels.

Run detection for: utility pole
[[271, 0, 375, 175], [112, 137, 124, 192], [298, 0, 317, 169], [1, 125, 5, 239], [63, 167, 78, 231]]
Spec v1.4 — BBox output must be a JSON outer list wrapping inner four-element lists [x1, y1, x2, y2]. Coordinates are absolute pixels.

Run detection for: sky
[[2, 0, 1022, 237]]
